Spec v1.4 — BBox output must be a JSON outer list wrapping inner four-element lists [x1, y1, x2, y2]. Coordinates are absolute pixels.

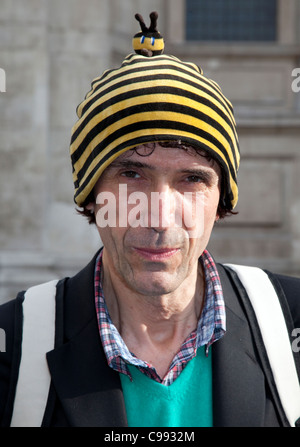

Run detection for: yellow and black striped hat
[[70, 14, 240, 209]]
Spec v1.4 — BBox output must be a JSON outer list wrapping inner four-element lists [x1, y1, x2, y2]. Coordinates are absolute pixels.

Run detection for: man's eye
[[121, 171, 140, 179], [186, 175, 203, 183]]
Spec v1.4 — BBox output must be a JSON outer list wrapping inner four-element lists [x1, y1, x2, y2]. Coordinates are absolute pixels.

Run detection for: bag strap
[[224, 264, 300, 427], [10, 280, 58, 427]]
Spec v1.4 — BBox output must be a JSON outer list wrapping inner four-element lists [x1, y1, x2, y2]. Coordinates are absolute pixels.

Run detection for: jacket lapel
[[46, 319, 127, 427], [46, 251, 128, 427], [212, 264, 267, 427]]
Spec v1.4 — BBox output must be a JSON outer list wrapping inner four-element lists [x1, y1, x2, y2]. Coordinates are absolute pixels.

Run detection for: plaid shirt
[[95, 249, 226, 386]]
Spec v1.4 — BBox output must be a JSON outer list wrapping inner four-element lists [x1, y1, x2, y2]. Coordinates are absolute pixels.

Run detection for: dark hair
[[76, 142, 237, 224]]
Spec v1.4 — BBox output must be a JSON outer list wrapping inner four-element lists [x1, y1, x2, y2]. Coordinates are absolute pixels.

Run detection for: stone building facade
[[0, 0, 300, 303]]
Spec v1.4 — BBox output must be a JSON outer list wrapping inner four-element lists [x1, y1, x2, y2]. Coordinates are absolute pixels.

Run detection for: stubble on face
[[94, 143, 221, 298]]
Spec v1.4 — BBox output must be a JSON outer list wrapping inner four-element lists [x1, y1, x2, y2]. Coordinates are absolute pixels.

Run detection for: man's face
[[92, 143, 221, 296]]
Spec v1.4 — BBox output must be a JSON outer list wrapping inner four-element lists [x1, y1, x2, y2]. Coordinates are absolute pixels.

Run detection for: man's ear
[[86, 202, 95, 212]]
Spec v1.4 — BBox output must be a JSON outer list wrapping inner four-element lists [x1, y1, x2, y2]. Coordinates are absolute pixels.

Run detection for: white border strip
[[10, 280, 58, 427], [225, 264, 300, 426]]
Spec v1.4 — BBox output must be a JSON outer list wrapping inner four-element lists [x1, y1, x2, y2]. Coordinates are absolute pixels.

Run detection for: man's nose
[[149, 183, 178, 230]]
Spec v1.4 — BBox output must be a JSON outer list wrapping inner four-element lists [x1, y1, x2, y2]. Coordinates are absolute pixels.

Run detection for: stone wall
[[0, 0, 109, 302], [0, 0, 300, 304]]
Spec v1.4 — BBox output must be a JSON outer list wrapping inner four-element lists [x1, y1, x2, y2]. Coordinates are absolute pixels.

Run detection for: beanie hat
[[70, 12, 240, 209]]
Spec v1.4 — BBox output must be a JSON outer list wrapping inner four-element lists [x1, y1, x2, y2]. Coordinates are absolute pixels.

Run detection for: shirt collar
[[94, 248, 226, 383]]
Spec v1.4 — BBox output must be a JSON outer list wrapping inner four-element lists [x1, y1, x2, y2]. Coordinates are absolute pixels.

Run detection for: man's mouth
[[133, 247, 180, 261]]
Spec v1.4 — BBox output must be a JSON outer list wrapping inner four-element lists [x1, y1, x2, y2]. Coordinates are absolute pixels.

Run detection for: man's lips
[[133, 247, 180, 261]]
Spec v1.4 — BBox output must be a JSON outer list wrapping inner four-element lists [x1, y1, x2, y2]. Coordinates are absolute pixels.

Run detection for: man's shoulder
[[0, 294, 23, 338], [218, 262, 300, 297], [273, 272, 300, 292], [270, 272, 300, 327], [0, 294, 24, 423], [217, 262, 300, 325]]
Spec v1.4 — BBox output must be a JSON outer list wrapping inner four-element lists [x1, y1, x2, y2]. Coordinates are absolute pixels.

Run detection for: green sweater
[[120, 346, 212, 427]]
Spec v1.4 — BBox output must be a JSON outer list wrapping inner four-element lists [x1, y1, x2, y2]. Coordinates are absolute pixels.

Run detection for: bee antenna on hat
[[149, 11, 158, 32], [135, 13, 148, 33]]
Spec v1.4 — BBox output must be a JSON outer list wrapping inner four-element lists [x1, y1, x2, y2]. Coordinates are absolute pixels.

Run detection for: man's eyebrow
[[109, 161, 217, 179], [108, 160, 215, 183], [109, 160, 155, 170], [181, 168, 215, 180]]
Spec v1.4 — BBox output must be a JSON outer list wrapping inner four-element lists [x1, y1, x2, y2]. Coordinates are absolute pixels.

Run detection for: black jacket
[[0, 253, 300, 427]]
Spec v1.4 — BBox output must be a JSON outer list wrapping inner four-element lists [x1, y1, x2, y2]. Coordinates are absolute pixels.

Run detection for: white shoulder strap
[[225, 264, 300, 427], [10, 279, 58, 427]]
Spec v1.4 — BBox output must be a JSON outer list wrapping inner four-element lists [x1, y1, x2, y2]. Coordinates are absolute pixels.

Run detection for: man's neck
[[101, 254, 205, 378]]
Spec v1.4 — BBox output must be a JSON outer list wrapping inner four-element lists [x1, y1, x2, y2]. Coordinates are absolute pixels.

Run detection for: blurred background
[[0, 0, 300, 303]]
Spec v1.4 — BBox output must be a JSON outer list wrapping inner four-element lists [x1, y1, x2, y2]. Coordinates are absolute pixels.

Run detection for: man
[[0, 12, 299, 427]]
